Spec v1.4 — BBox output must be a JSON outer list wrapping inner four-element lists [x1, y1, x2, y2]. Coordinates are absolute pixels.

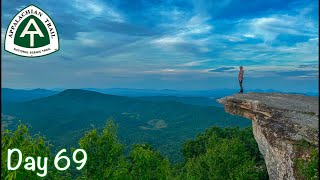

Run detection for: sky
[[1, 0, 319, 92]]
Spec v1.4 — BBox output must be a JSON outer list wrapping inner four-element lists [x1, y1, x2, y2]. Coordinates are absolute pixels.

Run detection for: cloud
[[1, 0, 318, 92], [183, 15, 213, 35], [75, 32, 99, 47], [150, 14, 213, 55], [224, 36, 244, 42], [243, 34, 256, 38], [73, 0, 123, 22], [15, 5, 26, 11], [249, 16, 298, 42], [276, 70, 318, 77], [298, 64, 318, 69], [177, 60, 210, 67], [238, 8, 318, 43], [73, 0, 102, 15], [209, 67, 236, 72], [151, 36, 185, 46]]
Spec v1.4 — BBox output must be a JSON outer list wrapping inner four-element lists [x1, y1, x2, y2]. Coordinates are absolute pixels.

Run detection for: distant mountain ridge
[[136, 96, 222, 107], [3, 88, 317, 100], [2, 89, 250, 162], [85, 88, 318, 97], [1, 88, 59, 103]]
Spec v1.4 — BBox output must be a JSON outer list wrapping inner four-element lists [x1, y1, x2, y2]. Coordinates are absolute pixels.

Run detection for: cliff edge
[[217, 92, 319, 180]]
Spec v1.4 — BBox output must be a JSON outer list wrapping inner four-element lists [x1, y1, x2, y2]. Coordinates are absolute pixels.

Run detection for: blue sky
[[1, 0, 319, 92]]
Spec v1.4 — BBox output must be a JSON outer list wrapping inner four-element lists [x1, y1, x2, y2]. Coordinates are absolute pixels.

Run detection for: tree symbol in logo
[[14, 15, 50, 48], [20, 19, 44, 47]]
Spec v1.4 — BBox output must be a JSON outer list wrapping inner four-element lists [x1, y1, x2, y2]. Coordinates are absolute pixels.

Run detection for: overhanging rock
[[217, 92, 319, 180]]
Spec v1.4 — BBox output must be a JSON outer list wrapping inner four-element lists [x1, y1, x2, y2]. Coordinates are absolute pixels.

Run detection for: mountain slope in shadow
[[2, 89, 251, 162]]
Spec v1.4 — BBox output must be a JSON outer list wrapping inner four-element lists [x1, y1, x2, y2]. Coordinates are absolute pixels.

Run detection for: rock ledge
[[217, 92, 319, 180]]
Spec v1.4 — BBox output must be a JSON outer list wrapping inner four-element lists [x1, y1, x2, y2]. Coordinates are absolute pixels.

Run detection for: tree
[[128, 144, 172, 179], [2, 121, 269, 180], [179, 126, 268, 180], [1, 122, 67, 179], [77, 120, 129, 179]]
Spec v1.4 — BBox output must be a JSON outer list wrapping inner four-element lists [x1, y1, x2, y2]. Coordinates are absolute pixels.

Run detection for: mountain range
[[1, 88, 59, 103], [2, 88, 250, 162]]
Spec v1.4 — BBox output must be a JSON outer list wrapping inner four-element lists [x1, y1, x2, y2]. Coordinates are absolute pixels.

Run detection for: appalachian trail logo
[[4, 5, 59, 57]]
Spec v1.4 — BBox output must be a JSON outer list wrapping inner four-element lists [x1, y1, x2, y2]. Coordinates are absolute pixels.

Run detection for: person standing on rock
[[238, 66, 244, 93]]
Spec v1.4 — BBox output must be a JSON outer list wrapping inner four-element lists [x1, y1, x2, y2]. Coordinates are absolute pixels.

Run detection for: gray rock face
[[217, 92, 319, 180]]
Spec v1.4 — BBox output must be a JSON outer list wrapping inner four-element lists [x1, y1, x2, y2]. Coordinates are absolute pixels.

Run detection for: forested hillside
[[1, 121, 270, 179], [2, 89, 250, 162]]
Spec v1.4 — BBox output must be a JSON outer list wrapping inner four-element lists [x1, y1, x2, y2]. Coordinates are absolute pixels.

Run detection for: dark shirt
[[238, 70, 244, 81]]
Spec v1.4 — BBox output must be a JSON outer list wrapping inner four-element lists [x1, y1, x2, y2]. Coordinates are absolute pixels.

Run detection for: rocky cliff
[[217, 93, 319, 180]]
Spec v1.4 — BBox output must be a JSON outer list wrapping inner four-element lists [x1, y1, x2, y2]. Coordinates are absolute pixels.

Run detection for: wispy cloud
[[177, 60, 210, 67], [1, 0, 318, 92], [209, 67, 236, 72], [73, 0, 124, 22]]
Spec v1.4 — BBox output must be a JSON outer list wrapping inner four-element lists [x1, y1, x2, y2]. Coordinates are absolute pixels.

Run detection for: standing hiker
[[238, 66, 244, 93]]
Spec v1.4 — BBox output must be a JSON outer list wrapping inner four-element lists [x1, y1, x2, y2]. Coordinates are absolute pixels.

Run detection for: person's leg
[[239, 80, 243, 93]]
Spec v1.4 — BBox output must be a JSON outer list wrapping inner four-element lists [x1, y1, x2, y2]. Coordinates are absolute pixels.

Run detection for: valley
[[1, 88, 251, 162]]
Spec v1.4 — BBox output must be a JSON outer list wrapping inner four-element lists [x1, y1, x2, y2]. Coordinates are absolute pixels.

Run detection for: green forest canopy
[[2, 120, 317, 180]]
